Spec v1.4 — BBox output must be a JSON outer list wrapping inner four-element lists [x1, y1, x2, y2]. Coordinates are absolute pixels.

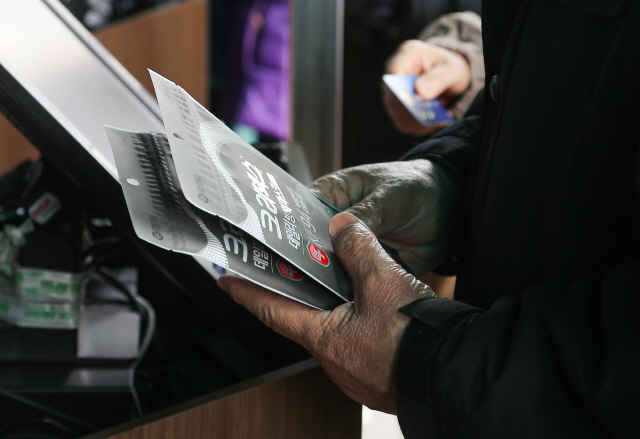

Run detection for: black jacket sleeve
[[397, 98, 640, 436], [397, 117, 640, 437], [396, 258, 640, 437]]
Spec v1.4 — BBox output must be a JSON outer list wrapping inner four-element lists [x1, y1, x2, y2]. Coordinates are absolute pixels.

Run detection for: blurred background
[[0, 1, 479, 437]]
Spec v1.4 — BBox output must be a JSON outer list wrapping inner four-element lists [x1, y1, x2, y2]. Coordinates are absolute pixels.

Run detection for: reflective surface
[[0, 0, 164, 177]]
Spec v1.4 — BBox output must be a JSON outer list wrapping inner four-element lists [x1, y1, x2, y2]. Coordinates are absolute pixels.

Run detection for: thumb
[[329, 213, 402, 308], [341, 194, 388, 237], [414, 64, 457, 101]]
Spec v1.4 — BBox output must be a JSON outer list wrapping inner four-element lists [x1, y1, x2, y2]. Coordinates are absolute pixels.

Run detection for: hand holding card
[[383, 74, 454, 127]]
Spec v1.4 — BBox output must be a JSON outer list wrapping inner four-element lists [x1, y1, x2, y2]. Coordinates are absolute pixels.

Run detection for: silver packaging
[[148, 71, 351, 302], [105, 127, 345, 310]]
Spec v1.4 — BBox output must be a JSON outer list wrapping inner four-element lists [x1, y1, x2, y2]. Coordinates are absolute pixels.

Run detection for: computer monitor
[[0, 0, 224, 306]]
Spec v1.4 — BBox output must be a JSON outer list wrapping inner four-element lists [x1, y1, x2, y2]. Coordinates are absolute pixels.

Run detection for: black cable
[[81, 236, 121, 259], [81, 240, 125, 269], [86, 266, 156, 417], [86, 267, 142, 314], [92, 267, 156, 366]]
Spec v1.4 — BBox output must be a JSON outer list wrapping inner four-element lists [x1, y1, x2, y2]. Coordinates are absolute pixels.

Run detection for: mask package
[[107, 71, 356, 310]]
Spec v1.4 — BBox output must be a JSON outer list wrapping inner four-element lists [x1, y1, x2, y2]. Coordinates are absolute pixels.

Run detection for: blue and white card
[[383, 74, 453, 126]]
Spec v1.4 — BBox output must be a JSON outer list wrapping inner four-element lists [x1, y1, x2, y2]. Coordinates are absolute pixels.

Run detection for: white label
[[28, 192, 61, 225]]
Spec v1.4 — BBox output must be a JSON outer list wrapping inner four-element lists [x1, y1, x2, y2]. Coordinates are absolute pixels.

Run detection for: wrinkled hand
[[384, 40, 471, 136], [217, 212, 435, 414], [308, 159, 459, 277]]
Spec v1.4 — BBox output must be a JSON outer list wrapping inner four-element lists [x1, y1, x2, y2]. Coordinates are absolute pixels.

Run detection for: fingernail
[[329, 212, 360, 239]]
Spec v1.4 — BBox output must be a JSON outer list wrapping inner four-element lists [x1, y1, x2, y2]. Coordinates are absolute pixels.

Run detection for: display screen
[[0, 0, 164, 177], [0, 0, 220, 281]]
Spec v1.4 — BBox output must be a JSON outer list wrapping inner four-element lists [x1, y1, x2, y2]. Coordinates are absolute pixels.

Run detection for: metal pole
[[290, 0, 344, 179]]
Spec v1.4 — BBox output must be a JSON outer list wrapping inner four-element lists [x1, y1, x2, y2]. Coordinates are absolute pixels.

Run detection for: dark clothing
[[396, 0, 640, 437], [342, 0, 482, 168]]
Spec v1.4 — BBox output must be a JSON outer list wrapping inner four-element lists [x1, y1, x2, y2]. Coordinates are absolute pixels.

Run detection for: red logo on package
[[28, 192, 61, 225], [308, 243, 330, 267], [277, 259, 303, 281]]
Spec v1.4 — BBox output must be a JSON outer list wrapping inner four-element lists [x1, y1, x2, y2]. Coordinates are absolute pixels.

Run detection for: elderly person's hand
[[218, 212, 435, 414], [384, 40, 471, 136], [308, 159, 459, 277]]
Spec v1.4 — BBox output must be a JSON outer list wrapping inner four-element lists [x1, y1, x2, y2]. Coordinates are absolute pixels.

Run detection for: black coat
[[396, 0, 640, 437]]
